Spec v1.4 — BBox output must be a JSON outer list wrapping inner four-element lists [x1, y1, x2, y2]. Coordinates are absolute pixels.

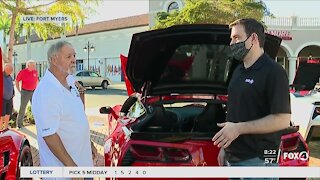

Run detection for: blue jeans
[[227, 157, 278, 180]]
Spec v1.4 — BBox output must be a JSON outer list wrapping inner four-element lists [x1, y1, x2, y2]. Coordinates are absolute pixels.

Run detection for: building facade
[[12, 14, 149, 82], [264, 16, 320, 83]]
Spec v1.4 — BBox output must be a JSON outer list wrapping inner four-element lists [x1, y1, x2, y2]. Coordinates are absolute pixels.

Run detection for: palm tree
[[0, 0, 98, 63]]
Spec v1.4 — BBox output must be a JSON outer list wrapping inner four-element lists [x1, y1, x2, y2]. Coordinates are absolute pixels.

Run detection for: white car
[[75, 70, 111, 89], [290, 59, 320, 143], [291, 92, 320, 141]]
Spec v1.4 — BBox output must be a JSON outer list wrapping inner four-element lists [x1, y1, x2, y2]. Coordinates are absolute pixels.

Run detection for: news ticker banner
[[21, 167, 320, 178]]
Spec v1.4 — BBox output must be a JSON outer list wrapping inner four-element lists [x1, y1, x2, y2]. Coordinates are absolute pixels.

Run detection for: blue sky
[[85, 0, 320, 24], [85, 1, 149, 23]]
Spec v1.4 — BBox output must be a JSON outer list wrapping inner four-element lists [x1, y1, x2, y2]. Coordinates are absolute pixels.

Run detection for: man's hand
[[212, 122, 241, 148], [75, 81, 85, 93], [91, 141, 98, 161], [217, 148, 226, 166]]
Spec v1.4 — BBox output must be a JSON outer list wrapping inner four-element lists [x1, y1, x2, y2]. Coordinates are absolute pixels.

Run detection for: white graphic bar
[[21, 167, 320, 178], [21, 167, 63, 178]]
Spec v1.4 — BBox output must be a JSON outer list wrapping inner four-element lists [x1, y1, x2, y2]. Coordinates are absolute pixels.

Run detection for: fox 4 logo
[[283, 151, 309, 161]]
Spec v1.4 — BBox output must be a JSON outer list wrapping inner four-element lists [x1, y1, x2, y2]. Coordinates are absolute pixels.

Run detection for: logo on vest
[[245, 78, 254, 84]]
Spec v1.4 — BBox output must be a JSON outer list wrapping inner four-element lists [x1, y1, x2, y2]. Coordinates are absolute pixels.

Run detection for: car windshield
[[90, 72, 99, 77], [158, 44, 234, 85], [77, 71, 90, 76]]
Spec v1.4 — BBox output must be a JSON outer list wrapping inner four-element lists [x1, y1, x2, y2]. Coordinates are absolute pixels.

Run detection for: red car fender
[[106, 105, 123, 137], [105, 123, 127, 167], [0, 129, 28, 179]]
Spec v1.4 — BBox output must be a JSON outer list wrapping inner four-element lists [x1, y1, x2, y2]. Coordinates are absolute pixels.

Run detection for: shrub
[[25, 105, 35, 124]]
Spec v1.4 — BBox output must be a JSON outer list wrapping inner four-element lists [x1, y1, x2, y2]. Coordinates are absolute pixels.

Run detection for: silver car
[[75, 70, 111, 89]]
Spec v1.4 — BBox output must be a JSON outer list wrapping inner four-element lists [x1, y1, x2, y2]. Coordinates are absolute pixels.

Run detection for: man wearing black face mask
[[212, 18, 291, 177]]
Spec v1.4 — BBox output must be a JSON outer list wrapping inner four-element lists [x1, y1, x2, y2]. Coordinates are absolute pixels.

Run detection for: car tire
[[102, 81, 109, 89], [16, 144, 33, 180]]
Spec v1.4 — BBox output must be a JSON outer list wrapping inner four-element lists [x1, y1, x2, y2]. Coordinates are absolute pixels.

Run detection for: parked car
[[289, 59, 320, 143], [74, 70, 111, 89], [102, 24, 309, 180]]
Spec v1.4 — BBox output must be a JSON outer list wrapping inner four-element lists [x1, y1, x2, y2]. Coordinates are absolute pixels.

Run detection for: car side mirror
[[99, 106, 112, 114], [100, 106, 119, 119]]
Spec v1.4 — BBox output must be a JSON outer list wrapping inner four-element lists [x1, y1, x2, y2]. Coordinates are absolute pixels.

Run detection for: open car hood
[[293, 59, 320, 90], [127, 24, 281, 95]]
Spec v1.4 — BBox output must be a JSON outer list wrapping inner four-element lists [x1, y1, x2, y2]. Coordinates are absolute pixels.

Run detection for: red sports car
[[0, 48, 33, 180], [0, 129, 33, 180], [102, 24, 309, 180]]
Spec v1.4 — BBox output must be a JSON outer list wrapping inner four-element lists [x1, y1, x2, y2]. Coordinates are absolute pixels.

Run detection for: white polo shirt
[[32, 70, 93, 170]]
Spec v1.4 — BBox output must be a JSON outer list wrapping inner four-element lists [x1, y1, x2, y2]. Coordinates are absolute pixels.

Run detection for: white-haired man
[[32, 41, 96, 180], [16, 59, 38, 128]]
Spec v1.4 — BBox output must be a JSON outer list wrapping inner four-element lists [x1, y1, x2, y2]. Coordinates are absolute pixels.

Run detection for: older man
[[1, 63, 14, 130], [32, 41, 96, 180], [16, 60, 38, 128]]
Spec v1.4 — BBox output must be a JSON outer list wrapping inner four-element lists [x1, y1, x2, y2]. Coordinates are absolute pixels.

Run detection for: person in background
[[32, 41, 96, 180], [1, 63, 14, 130], [15, 60, 38, 128], [212, 18, 291, 180]]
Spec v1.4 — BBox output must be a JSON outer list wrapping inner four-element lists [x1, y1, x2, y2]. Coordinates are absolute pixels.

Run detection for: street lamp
[[13, 51, 18, 78], [83, 41, 95, 70]]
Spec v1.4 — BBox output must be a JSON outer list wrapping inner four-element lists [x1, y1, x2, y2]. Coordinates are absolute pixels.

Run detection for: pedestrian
[[32, 41, 96, 180], [15, 59, 38, 128], [212, 18, 291, 179], [1, 63, 14, 130]]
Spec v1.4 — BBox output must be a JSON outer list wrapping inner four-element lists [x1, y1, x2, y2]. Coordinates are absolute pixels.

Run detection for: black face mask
[[230, 35, 253, 61]]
